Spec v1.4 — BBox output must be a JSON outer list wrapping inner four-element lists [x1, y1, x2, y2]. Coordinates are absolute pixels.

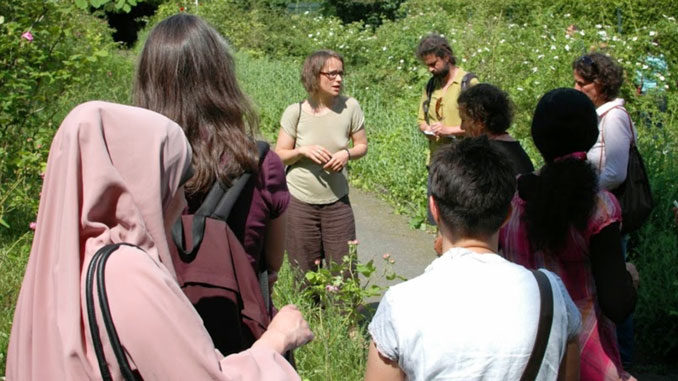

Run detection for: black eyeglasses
[[320, 71, 344, 80]]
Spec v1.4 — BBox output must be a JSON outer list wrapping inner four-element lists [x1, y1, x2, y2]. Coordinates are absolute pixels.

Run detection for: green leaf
[[0, 216, 10, 228], [74, 0, 87, 9]]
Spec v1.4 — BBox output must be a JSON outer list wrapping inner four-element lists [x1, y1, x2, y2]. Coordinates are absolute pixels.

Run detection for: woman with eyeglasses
[[274, 50, 368, 275], [573, 52, 638, 367]]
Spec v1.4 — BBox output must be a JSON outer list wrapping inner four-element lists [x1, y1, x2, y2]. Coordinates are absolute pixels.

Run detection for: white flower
[[397, 66, 402, 70], [535, 81, 541, 85], [643, 64, 649, 69], [399, 59, 404, 63], [537, 54, 545, 59], [517, 87, 524, 91], [665, 84, 669, 89], [382, 46, 387, 51], [632, 36, 638, 41], [598, 30, 607, 37], [550, 44, 556, 50], [462, 58, 467, 62], [565, 44, 570, 51], [595, 24, 602, 28], [553, 55, 559, 60], [659, 75, 665, 81], [532, 67, 538, 73], [564, 13, 571, 17], [308, 34, 313, 38], [499, 39, 505, 44], [649, 31, 656, 36]]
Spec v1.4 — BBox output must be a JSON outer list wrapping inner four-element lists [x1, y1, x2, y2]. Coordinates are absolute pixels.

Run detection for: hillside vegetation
[[1, 0, 677, 375]]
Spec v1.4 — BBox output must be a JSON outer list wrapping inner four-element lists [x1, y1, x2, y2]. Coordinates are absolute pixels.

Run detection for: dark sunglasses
[[576, 55, 598, 72]]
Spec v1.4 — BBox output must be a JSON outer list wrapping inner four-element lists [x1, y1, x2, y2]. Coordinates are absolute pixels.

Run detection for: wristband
[[343, 148, 351, 160]]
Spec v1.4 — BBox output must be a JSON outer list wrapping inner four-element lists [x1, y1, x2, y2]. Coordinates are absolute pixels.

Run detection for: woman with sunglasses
[[573, 52, 638, 367], [275, 50, 368, 275]]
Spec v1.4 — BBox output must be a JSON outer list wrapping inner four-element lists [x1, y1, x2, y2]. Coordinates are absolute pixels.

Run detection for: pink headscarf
[[7, 101, 192, 379]]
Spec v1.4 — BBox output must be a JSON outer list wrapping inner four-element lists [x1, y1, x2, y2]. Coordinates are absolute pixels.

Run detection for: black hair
[[416, 34, 457, 65], [522, 88, 600, 251], [429, 136, 516, 238], [457, 83, 514, 135], [572, 52, 623, 102]]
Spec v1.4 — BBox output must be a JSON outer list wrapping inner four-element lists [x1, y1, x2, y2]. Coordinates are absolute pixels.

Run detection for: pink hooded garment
[[6, 101, 299, 380]]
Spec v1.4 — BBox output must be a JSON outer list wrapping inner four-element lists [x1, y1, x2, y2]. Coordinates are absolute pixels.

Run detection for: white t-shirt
[[368, 247, 581, 381]]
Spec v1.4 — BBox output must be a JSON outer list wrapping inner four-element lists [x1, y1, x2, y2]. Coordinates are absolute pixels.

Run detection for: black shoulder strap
[[461, 72, 477, 91], [521, 269, 554, 381], [86, 243, 141, 381], [171, 141, 269, 262], [423, 77, 436, 125]]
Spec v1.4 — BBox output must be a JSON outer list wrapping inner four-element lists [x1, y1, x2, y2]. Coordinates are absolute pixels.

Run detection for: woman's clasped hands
[[299, 144, 349, 172]]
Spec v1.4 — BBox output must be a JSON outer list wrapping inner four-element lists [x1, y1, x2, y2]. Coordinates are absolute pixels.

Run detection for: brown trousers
[[285, 195, 356, 273]]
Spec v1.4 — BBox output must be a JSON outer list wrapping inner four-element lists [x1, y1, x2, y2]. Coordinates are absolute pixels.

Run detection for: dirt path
[[351, 186, 676, 380], [351, 186, 436, 299]]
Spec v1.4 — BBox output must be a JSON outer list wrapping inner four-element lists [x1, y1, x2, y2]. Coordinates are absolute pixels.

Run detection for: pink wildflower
[[325, 285, 339, 293], [382, 253, 391, 260], [29, 222, 37, 230], [314, 258, 321, 266], [21, 31, 33, 42]]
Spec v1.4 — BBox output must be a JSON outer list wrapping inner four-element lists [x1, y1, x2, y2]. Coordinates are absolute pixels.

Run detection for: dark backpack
[[170, 141, 271, 356], [423, 72, 477, 125], [600, 107, 654, 234]]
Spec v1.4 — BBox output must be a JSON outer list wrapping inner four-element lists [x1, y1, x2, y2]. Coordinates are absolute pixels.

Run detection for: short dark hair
[[429, 137, 516, 238], [416, 34, 457, 65], [572, 52, 623, 102], [457, 83, 514, 135], [301, 50, 344, 94]]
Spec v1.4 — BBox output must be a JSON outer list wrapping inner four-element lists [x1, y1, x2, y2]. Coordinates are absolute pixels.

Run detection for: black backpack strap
[[422, 77, 436, 125], [172, 141, 270, 262], [461, 72, 477, 91], [86, 243, 141, 381], [521, 269, 554, 381]]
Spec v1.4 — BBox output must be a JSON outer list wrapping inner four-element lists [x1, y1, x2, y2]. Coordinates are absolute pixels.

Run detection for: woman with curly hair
[[457, 83, 534, 176], [499, 89, 638, 380], [573, 53, 636, 192], [573, 52, 639, 366]]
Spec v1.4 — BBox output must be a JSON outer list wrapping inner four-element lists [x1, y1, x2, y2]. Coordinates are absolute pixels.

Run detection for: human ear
[[429, 195, 440, 225]]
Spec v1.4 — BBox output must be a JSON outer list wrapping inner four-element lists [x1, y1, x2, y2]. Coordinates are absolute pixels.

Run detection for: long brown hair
[[134, 13, 259, 194]]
